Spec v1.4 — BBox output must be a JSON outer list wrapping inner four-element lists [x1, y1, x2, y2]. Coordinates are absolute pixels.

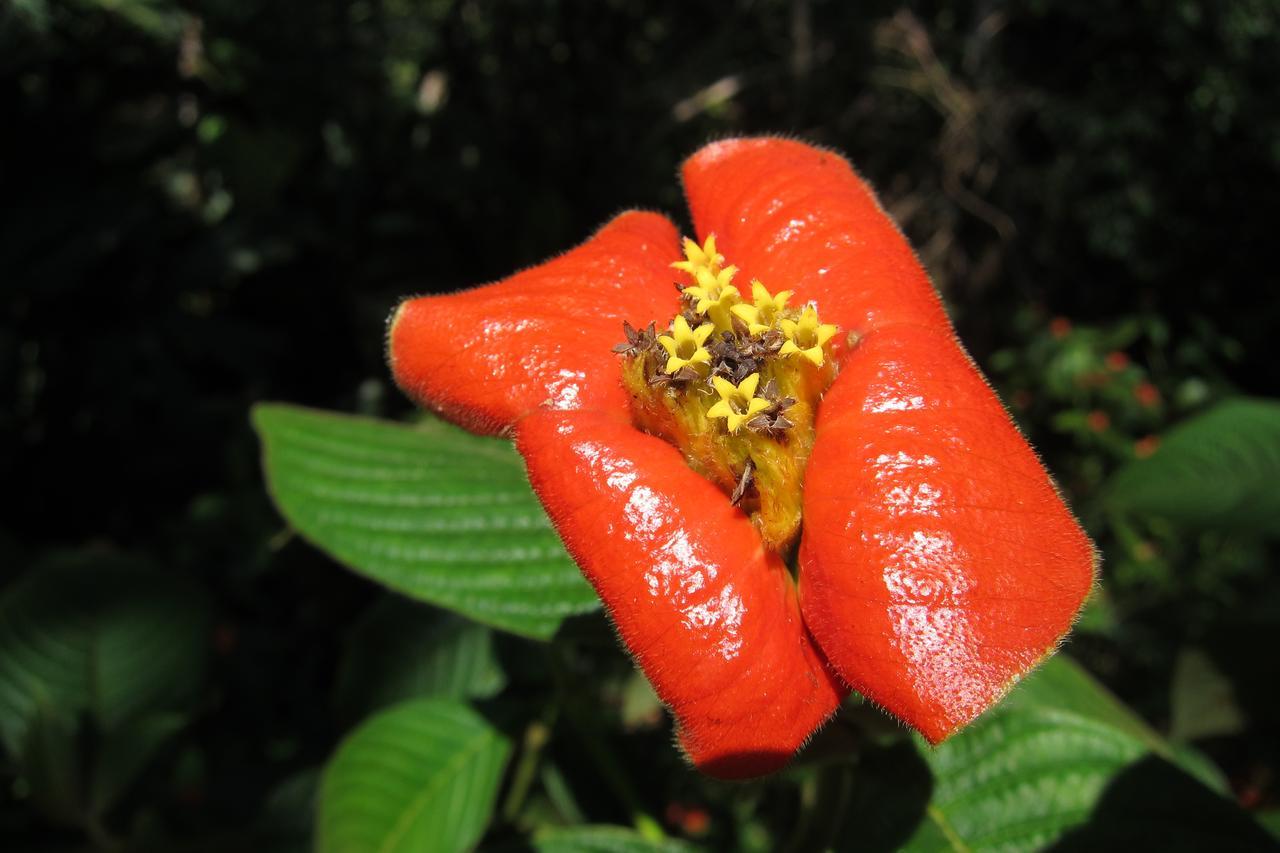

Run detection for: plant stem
[[546, 644, 666, 841], [784, 764, 851, 853], [500, 700, 559, 824]]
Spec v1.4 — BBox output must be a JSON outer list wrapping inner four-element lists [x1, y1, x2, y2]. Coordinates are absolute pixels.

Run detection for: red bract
[[389, 137, 1095, 780]]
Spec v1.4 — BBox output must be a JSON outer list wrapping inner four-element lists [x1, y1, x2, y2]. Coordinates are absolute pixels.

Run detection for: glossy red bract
[[389, 137, 1095, 779]]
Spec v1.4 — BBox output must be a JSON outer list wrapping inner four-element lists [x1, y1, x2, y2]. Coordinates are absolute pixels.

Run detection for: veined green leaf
[[0, 553, 209, 756], [1001, 653, 1162, 747], [1106, 397, 1280, 534], [317, 699, 512, 853], [898, 655, 1269, 851], [253, 404, 599, 640], [335, 596, 507, 722]]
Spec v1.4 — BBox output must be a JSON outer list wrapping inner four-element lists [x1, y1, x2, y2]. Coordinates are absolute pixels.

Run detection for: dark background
[[3, 0, 1278, 848]]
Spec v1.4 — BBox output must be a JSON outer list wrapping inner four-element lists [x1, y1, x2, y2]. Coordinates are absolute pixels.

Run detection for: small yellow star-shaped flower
[[671, 234, 725, 278], [731, 280, 794, 335], [707, 372, 771, 434], [684, 268, 741, 333], [779, 306, 839, 366], [656, 315, 715, 374]]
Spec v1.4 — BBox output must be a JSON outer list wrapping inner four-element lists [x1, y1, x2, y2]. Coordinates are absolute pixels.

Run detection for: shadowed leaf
[[0, 553, 210, 755], [335, 596, 507, 722], [897, 656, 1264, 851], [1107, 398, 1280, 534]]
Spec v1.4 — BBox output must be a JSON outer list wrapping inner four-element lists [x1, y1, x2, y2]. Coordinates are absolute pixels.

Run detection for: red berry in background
[[1135, 382, 1161, 407], [1135, 435, 1161, 457], [1105, 351, 1130, 370]]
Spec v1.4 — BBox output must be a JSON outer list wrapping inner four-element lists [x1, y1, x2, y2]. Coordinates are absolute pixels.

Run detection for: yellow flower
[[672, 235, 741, 332], [731, 280, 794, 335], [656, 315, 715, 374], [671, 234, 726, 278], [707, 372, 771, 433], [779, 306, 839, 366], [685, 272, 741, 333]]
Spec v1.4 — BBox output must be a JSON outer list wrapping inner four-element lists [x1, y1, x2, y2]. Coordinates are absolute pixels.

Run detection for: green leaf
[[318, 699, 512, 853], [256, 768, 321, 853], [1258, 810, 1280, 841], [20, 705, 82, 826], [335, 596, 507, 722], [1106, 397, 1280, 534], [253, 404, 599, 639], [532, 825, 699, 853], [88, 711, 187, 818], [0, 553, 210, 756], [86, 0, 190, 41], [904, 704, 1147, 851], [618, 669, 663, 732], [1073, 587, 1120, 637], [1011, 654, 1233, 793], [1169, 647, 1245, 743], [899, 655, 1268, 851], [1000, 653, 1160, 746]]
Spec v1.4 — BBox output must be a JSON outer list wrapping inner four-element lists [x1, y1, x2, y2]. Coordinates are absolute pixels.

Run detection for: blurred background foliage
[[2, 0, 1279, 849]]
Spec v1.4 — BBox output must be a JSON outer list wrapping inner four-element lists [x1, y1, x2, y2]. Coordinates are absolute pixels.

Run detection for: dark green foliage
[[3, 0, 1279, 849], [1107, 398, 1280, 534]]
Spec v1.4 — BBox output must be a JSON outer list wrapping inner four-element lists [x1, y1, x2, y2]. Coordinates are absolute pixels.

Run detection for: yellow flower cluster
[[667, 235, 836, 363], [616, 235, 842, 549], [658, 235, 839, 433]]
